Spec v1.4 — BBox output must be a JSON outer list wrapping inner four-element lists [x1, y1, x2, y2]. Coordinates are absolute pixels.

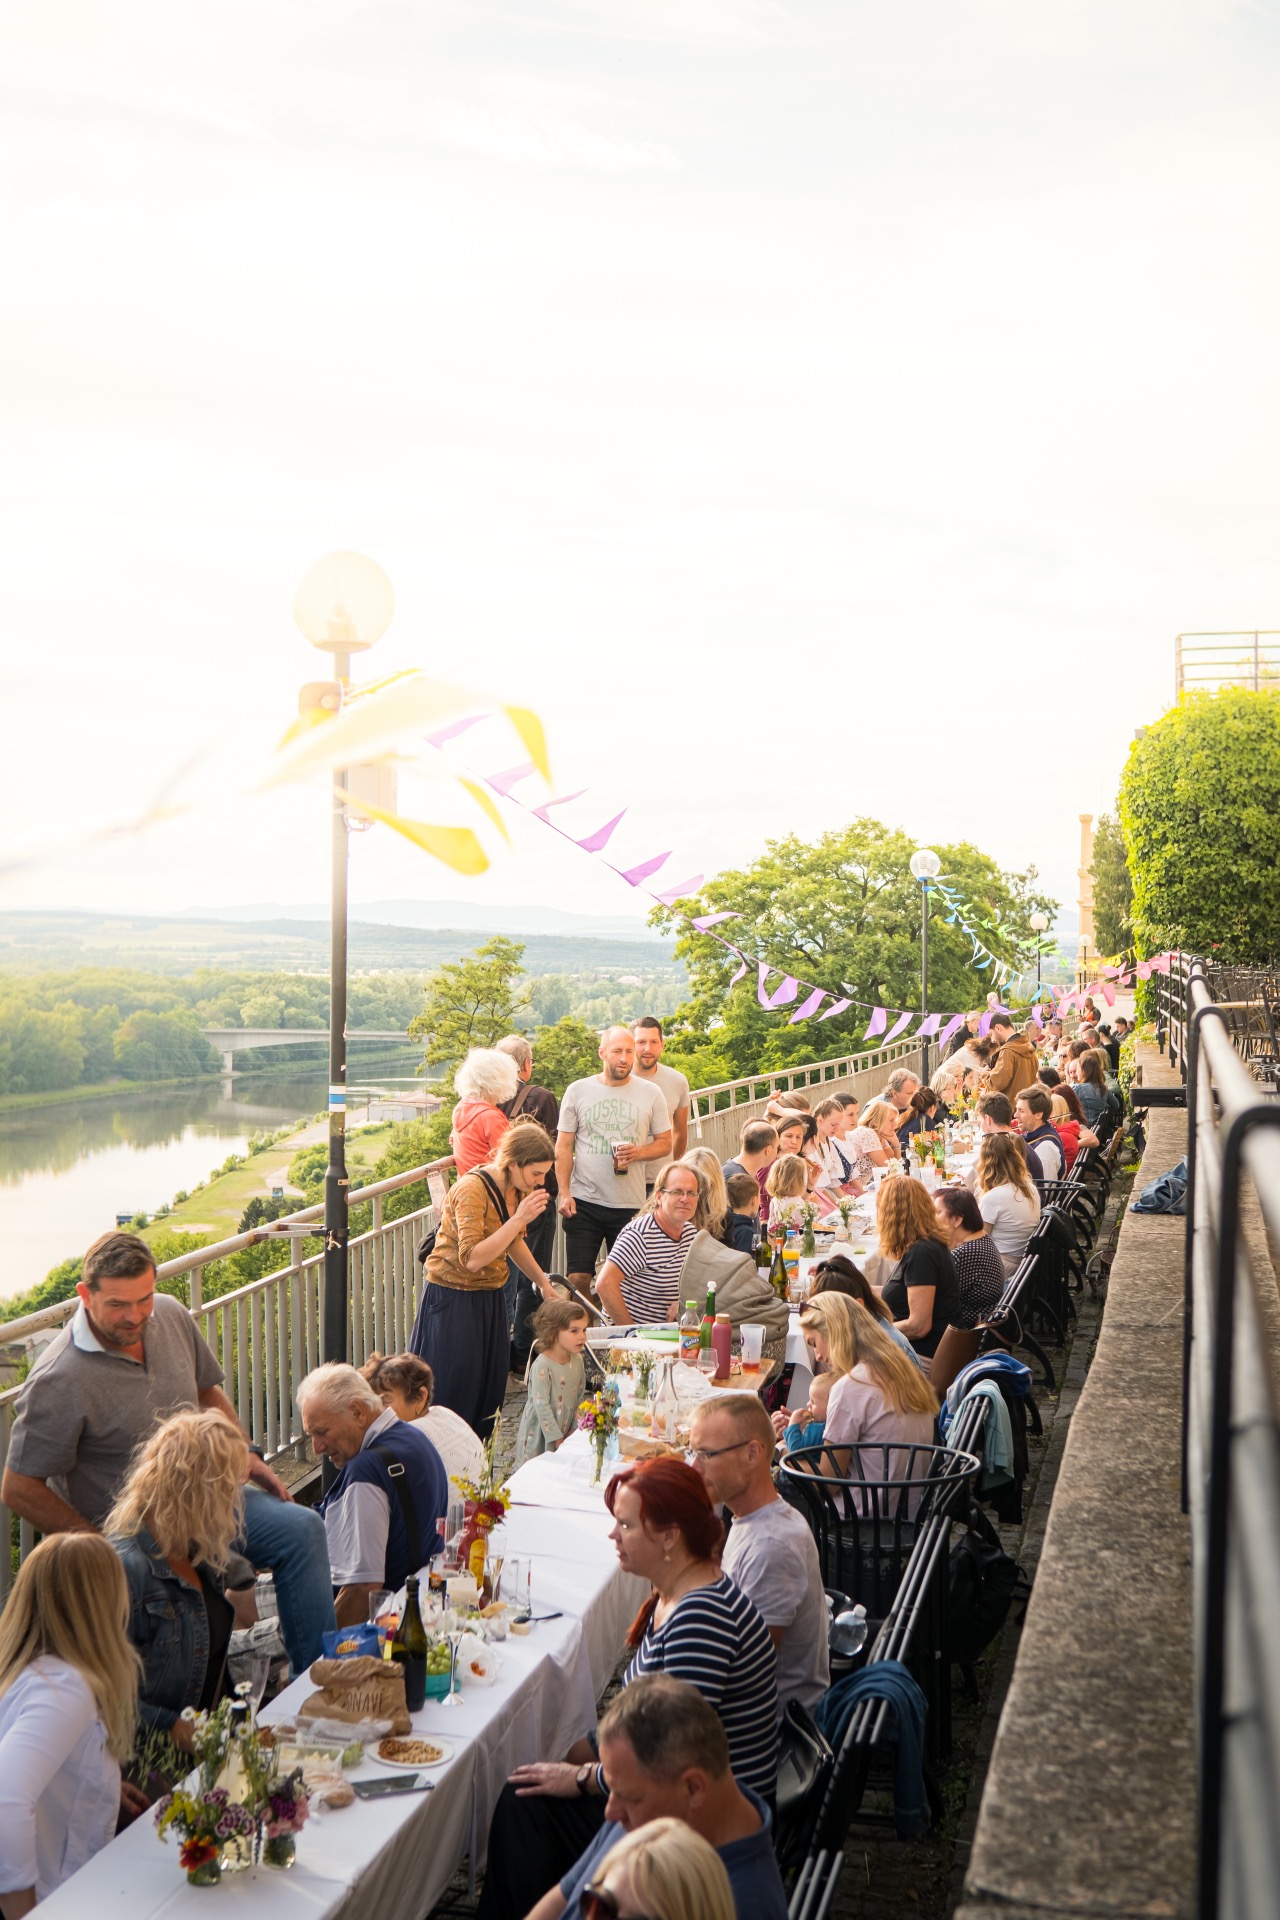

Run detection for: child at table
[[725, 1171, 762, 1254], [772, 1369, 834, 1454], [514, 1300, 590, 1467]]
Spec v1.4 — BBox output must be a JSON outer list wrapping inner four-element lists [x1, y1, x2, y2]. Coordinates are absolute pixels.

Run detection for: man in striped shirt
[[595, 1163, 700, 1326]]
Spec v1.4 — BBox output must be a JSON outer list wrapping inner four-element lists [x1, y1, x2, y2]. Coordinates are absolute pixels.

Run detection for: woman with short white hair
[[450, 1047, 520, 1173]]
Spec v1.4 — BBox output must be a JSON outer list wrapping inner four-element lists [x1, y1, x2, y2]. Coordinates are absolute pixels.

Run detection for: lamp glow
[[909, 848, 941, 881], [293, 551, 395, 655]]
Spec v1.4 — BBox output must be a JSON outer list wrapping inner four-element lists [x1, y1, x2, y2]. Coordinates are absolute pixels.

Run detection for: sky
[[3, 0, 1279, 931]]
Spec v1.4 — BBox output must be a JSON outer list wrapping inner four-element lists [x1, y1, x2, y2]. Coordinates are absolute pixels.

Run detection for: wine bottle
[[769, 1239, 788, 1301], [392, 1575, 428, 1713], [699, 1285, 716, 1371]]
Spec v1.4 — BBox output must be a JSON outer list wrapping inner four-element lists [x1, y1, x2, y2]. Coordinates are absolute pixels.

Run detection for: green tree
[[650, 819, 1055, 1081], [1119, 689, 1280, 960], [1090, 812, 1134, 959], [529, 1017, 602, 1098], [408, 937, 530, 1069], [113, 1010, 218, 1080], [367, 1114, 456, 1222]]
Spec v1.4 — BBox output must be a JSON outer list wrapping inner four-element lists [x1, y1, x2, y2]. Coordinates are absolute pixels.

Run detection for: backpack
[[949, 1501, 1026, 1681]]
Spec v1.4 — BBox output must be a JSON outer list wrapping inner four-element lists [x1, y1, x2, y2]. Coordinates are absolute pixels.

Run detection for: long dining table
[[39, 1444, 648, 1920]]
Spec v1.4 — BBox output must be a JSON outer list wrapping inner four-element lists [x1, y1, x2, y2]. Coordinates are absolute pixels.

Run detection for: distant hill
[[0, 910, 680, 978], [174, 897, 665, 944]]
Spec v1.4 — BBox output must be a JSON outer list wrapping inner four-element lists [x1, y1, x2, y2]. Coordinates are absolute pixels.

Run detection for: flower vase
[[591, 1433, 608, 1484], [457, 1500, 496, 1576], [186, 1852, 222, 1888], [262, 1834, 297, 1870]]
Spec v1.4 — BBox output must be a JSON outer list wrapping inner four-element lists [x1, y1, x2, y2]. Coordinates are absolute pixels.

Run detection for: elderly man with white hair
[[298, 1363, 449, 1627], [451, 1047, 520, 1173]]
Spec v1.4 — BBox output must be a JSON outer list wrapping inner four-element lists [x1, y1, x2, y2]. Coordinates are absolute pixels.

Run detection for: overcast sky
[[3, 0, 1277, 930]]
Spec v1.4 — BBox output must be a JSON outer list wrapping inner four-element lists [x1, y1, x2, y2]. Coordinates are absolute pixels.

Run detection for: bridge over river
[[202, 1028, 409, 1075]]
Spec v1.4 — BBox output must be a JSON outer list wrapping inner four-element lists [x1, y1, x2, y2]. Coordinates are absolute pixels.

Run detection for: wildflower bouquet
[[577, 1387, 620, 1482], [453, 1414, 512, 1575], [155, 1785, 257, 1885]]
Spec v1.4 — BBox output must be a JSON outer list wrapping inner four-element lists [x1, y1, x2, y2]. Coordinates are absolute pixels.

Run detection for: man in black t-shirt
[[497, 1035, 561, 1368]]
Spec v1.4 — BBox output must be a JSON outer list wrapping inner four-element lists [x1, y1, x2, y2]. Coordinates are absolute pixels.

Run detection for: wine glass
[[501, 1556, 532, 1622], [368, 1588, 395, 1654], [228, 1651, 271, 1714], [438, 1607, 464, 1710]]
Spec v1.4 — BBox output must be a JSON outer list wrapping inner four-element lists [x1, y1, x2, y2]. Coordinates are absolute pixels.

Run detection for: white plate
[[373, 1738, 455, 1770]]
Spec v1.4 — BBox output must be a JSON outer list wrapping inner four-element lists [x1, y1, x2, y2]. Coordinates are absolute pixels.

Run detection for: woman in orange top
[[449, 1048, 519, 1173]]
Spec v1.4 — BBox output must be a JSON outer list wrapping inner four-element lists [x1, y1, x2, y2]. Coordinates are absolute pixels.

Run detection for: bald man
[[555, 1027, 672, 1295]]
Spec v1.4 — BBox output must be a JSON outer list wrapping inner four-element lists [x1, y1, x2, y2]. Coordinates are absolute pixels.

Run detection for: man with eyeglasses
[[529, 1674, 788, 1920], [594, 1164, 701, 1326], [687, 1395, 829, 1714]]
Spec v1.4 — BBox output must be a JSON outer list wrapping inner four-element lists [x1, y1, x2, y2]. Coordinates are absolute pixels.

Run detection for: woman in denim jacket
[[106, 1408, 248, 1750]]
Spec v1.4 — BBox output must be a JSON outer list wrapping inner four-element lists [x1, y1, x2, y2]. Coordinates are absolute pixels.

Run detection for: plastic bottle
[[679, 1300, 700, 1365], [711, 1312, 732, 1379], [782, 1232, 800, 1297]]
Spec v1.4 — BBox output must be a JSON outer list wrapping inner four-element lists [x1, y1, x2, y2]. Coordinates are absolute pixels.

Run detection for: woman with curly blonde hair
[[875, 1174, 962, 1359], [106, 1408, 248, 1749], [0, 1533, 143, 1907], [589, 1817, 735, 1920]]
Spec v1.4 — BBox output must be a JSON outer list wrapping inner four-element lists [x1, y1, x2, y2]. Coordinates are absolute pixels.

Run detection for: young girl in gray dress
[[514, 1300, 589, 1467]]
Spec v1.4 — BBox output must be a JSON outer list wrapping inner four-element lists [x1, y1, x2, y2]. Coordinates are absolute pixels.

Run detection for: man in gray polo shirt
[[2, 1230, 335, 1672]]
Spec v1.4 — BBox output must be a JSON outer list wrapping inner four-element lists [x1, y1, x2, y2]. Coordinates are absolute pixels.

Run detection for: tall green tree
[[1090, 813, 1134, 959], [528, 1017, 602, 1098], [1120, 688, 1280, 960], [408, 937, 530, 1069], [650, 820, 1055, 1081]]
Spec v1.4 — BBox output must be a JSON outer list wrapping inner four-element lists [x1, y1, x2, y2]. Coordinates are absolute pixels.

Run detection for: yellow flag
[[335, 789, 489, 876]]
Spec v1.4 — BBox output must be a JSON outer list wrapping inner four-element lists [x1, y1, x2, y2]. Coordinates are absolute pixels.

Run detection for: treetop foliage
[[1089, 813, 1134, 959], [1119, 689, 1280, 961], [648, 818, 1055, 1082]]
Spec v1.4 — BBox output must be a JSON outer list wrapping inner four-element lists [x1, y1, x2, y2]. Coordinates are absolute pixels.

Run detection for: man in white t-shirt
[[687, 1395, 829, 1716], [631, 1017, 691, 1192], [556, 1027, 672, 1296]]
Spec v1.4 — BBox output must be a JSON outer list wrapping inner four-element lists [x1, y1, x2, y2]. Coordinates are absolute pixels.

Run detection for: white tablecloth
[[41, 1469, 643, 1920]]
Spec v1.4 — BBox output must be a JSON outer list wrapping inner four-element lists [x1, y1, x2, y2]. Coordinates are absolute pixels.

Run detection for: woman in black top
[[874, 1177, 961, 1359], [933, 1187, 1006, 1327]]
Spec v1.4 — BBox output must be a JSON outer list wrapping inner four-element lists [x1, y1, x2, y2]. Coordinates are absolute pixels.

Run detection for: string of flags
[[421, 717, 1171, 1048]]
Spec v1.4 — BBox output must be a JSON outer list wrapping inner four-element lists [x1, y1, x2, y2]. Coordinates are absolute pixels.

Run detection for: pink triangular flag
[[1101, 982, 1116, 1005], [883, 1011, 913, 1043], [485, 761, 537, 798], [692, 911, 740, 931], [424, 715, 484, 748], [864, 1008, 888, 1040], [653, 874, 704, 905], [617, 851, 671, 887], [917, 1013, 942, 1037], [935, 1015, 965, 1051], [533, 788, 588, 825], [788, 988, 827, 1024], [760, 969, 800, 1010], [818, 998, 853, 1021], [577, 809, 627, 853]]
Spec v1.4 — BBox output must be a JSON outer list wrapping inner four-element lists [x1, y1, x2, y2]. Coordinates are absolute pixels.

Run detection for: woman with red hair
[[604, 1458, 778, 1799], [473, 1458, 778, 1920]]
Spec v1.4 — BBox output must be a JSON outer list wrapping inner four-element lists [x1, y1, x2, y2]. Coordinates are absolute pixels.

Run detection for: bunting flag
[[418, 718, 1174, 1041]]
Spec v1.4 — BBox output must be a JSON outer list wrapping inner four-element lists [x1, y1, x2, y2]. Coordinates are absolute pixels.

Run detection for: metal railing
[[0, 1039, 925, 1599], [1175, 631, 1280, 698], [1175, 959, 1280, 1920]]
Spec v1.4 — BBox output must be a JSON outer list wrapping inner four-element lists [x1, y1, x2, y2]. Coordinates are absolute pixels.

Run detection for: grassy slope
[[144, 1121, 396, 1245]]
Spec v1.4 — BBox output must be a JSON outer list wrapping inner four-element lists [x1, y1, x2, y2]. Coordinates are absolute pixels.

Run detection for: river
[[0, 1054, 427, 1303]]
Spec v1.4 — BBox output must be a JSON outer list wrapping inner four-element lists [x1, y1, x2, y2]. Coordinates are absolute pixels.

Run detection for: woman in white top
[[791, 1292, 938, 1513], [360, 1350, 486, 1486], [0, 1533, 143, 1913], [846, 1099, 902, 1172], [974, 1132, 1042, 1272]]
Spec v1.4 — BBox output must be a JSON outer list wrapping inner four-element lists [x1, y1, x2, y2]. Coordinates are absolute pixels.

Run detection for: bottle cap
[[715, 1312, 731, 1323], [686, 1300, 696, 1310]]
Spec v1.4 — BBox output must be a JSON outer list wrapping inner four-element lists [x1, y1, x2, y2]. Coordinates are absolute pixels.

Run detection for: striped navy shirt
[[624, 1574, 779, 1796], [607, 1215, 696, 1324]]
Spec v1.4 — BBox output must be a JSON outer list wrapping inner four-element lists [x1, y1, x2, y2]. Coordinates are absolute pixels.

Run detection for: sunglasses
[[582, 1885, 653, 1920]]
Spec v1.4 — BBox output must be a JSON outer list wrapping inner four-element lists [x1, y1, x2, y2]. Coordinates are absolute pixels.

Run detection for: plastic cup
[[740, 1324, 765, 1373]]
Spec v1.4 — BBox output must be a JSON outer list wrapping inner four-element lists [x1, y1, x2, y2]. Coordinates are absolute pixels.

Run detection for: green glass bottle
[[392, 1575, 428, 1713]]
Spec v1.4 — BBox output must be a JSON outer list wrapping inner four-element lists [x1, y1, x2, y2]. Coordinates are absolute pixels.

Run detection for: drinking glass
[[368, 1589, 396, 1655], [502, 1556, 532, 1621]]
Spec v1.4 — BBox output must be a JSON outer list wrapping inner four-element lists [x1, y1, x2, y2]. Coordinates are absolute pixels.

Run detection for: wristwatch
[[575, 1763, 595, 1797], [247, 1443, 266, 1461]]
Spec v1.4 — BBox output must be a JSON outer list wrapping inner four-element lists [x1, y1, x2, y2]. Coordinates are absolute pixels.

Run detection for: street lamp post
[[909, 849, 941, 1079], [293, 553, 395, 1389], [1029, 910, 1050, 1000]]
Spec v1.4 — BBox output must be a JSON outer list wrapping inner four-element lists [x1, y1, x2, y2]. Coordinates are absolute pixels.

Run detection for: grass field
[[144, 1120, 396, 1246]]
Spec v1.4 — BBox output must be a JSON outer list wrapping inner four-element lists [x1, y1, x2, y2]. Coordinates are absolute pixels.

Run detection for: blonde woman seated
[[0, 1534, 144, 1911], [588, 1817, 735, 1920], [681, 1147, 735, 1244], [846, 1098, 902, 1171], [975, 1132, 1042, 1272], [107, 1408, 248, 1749], [790, 1292, 938, 1508], [763, 1152, 813, 1237]]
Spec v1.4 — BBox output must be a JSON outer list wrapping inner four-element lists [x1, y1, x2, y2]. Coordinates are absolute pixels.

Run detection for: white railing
[[0, 1040, 924, 1599]]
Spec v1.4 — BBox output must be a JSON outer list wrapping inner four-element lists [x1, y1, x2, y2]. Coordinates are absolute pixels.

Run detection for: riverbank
[[0, 1044, 429, 1118], [147, 1117, 397, 1243]]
